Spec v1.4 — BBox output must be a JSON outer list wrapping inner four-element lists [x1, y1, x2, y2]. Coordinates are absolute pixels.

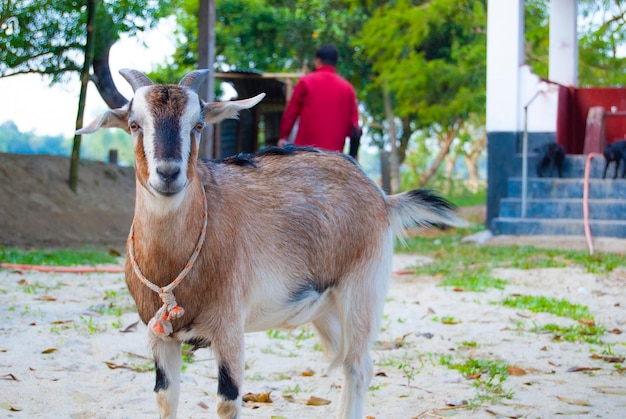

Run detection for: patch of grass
[[440, 267, 508, 292], [397, 229, 625, 275], [0, 246, 118, 266], [533, 323, 606, 344], [500, 295, 593, 321], [440, 356, 513, 407]]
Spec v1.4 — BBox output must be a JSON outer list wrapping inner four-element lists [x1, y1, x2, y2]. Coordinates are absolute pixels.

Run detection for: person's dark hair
[[316, 44, 339, 66]]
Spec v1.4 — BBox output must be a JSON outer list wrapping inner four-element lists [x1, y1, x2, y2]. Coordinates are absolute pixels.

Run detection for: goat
[[535, 142, 565, 178], [602, 140, 626, 179], [78, 69, 465, 419]]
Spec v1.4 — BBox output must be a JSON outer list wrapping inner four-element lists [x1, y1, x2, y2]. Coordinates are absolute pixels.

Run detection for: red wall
[[557, 86, 626, 154]]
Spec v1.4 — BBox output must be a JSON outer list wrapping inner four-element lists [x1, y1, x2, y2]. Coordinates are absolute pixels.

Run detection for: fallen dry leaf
[[108, 248, 122, 257], [378, 333, 411, 350], [609, 328, 622, 335], [1, 373, 19, 381], [393, 269, 415, 275], [566, 366, 601, 373], [0, 402, 22, 412], [556, 395, 590, 406], [306, 395, 331, 406], [282, 394, 296, 403], [507, 366, 527, 376], [301, 369, 315, 377], [39, 295, 57, 301], [41, 348, 57, 354], [105, 361, 132, 370], [577, 318, 595, 326], [590, 354, 625, 363], [242, 392, 273, 403], [593, 386, 626, 395], [120, 320, 139, 333]]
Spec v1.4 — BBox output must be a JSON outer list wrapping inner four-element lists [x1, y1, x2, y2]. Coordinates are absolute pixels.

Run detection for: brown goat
[[78, 69, 465, 419]]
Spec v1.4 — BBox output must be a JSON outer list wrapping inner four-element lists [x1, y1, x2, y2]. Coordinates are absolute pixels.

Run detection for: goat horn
[[119, 69, 154, 92], [179, 70, 210, 92]]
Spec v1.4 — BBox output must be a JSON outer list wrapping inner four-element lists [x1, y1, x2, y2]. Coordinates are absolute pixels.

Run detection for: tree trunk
[[198, 0, 216, 158], [444, 150, 457, 194], [383, 85, 400, 193], [418, 129, 456, 187], [69, 0, 97, 193], [464, 155, 480, 192]]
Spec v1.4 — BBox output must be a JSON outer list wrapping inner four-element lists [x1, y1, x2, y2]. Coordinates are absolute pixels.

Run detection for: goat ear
[[202, 93, 265, 124], [76, 105, 130, 135]]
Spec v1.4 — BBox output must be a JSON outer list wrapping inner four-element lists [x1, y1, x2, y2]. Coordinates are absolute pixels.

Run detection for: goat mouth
[[149, 181, 187, 197]]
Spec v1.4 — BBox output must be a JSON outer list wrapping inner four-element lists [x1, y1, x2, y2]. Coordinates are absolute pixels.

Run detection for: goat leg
[[214, 332, 245, 419], [152, 338, 182, 419]]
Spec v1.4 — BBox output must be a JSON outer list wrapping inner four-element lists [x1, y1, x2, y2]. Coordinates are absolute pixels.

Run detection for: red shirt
[[280, 65, 359, 152]]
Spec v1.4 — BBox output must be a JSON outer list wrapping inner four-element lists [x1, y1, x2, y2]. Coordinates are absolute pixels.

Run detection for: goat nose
[[156, 165, 181, 182]]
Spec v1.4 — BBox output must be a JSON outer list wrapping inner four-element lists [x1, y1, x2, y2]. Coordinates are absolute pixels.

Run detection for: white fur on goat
[[78, 69, 466, 419]]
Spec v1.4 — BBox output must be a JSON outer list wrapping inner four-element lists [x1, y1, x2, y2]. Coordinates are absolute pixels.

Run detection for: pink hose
[[583, 153, 603, 255]]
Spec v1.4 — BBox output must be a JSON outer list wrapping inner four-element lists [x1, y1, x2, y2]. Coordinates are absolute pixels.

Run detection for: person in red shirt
[[278, 44, 361, 158]]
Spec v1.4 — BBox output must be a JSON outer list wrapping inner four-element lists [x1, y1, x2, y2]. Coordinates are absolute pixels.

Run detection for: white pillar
[[486, 0, 525, 132], [549, 0, 578, 87]]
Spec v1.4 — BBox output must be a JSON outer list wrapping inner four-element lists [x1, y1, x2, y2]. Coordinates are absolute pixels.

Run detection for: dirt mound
[[0, 153, 135, 251]]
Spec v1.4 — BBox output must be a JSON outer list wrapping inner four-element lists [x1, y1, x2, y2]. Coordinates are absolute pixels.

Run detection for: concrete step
[[492, 217, 626, 238], [499, 198, 626, 220], [514, 153, 618, 179], [507, 178, 626, 199]]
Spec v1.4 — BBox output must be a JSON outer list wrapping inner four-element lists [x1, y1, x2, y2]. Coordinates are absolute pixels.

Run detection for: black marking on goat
[[153, 115, 182, 160], [405, 189, 458, 228], [184, 337, 211, 351], [218, 153, 258, 167], [217, 364, 239, 401], [288, 280, 330, 304], [147, 86, 189, 160], [407, 189, 457, 211], [154, 362, 170, 392]]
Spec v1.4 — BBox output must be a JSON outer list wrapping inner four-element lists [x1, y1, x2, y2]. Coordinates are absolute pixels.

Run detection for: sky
[[0, 17, 177, 138]]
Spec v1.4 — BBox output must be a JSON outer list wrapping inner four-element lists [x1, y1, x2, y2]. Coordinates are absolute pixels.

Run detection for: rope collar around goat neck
[[128, 183, 208, 339]]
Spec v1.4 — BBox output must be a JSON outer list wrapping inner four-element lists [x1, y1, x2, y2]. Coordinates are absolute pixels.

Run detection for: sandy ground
[[1, 153, 625, 417], [1, 251, 625, 419]]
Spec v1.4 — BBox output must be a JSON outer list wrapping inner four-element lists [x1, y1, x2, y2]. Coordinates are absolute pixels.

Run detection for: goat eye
[[129, 122, 140, 132], [194, 122, 205, 132]]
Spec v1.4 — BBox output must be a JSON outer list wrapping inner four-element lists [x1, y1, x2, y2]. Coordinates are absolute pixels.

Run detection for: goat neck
[[130, 176, 207, 285]]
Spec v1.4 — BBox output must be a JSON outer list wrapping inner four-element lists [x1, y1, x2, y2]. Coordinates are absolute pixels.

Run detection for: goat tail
[[387, 189, 468, 236]]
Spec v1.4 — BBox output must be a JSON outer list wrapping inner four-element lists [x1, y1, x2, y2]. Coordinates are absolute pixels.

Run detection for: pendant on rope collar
[[128, 184, 208, 338]]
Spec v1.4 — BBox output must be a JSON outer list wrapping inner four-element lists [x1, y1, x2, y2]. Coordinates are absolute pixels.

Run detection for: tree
[[358, 0, 487, 190], [1, 0, 177, 189], [1, 1, 174, 104], [70, 0, 97, 192]]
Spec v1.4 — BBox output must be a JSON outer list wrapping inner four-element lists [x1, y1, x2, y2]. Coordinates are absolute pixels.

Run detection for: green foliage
[[359, 0, 486, 125], [0, 0, 175, 82], [500, 295, 593, 321], [150, 0, 370, 89], [0, 246, 118, 266], [524, 0, 550, 79]]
